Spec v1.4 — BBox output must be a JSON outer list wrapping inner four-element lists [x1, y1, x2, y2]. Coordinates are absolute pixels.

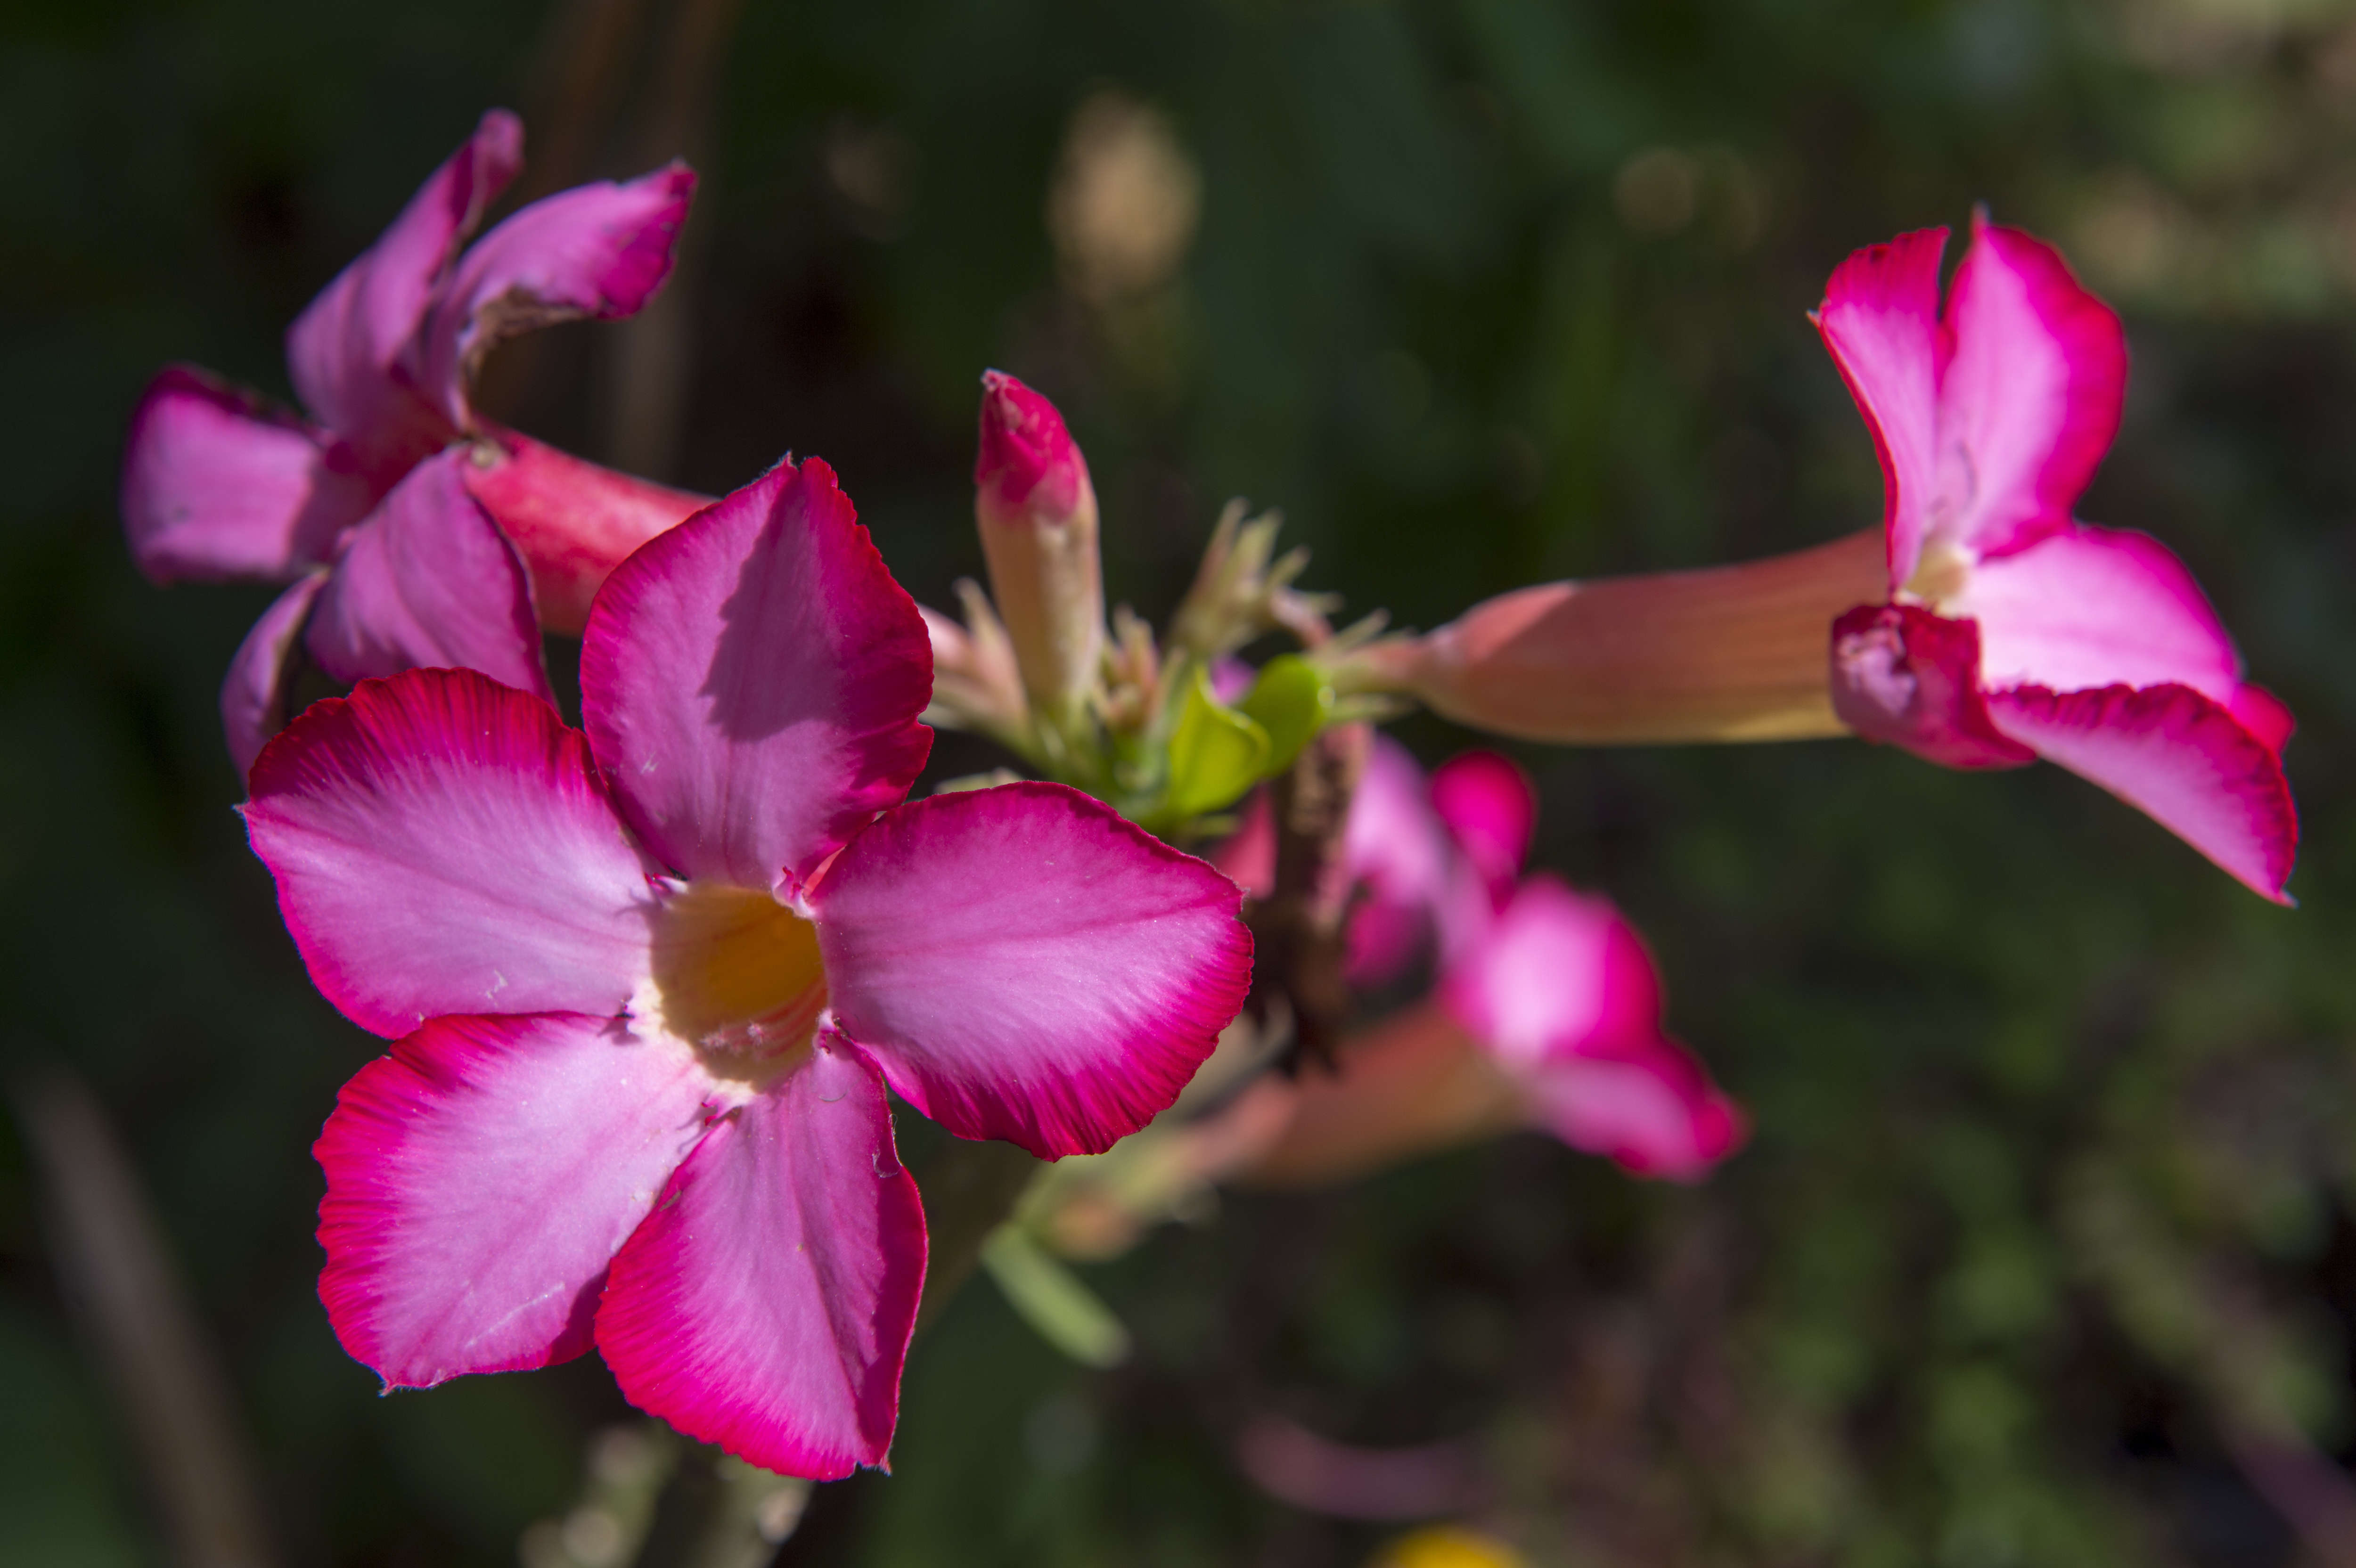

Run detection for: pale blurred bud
[[974, 370, 1105, 727], [1047, 90, 1203, 305]]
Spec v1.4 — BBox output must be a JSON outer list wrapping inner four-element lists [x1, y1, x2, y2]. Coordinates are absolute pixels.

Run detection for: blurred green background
[[7, 0, 2356, 1562]]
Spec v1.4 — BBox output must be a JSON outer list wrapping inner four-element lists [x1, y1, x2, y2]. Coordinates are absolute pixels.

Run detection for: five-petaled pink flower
[[1816, 214, 2298, 901], [1225, 740, 1742, 1181], [121, 109, 704, 770], [242, 457, 1252, 1477]]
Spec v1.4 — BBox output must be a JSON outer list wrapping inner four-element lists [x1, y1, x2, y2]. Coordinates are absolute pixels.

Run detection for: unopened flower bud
[[973, 370, 1104, 728]]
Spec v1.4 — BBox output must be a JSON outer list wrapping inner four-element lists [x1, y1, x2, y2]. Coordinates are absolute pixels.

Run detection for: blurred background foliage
[[5, 0, 2356, 1562]]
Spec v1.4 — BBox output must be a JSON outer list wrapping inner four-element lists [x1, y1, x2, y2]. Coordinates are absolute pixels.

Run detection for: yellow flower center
[[646, 882, 828, 1076]]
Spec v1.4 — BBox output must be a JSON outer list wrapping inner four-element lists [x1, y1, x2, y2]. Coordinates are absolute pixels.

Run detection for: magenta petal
[[121, 367, 372, 583], [595, 1040, 924, 1479], [1811, 226, 1949, 588], [243, 668, 658, 1037], [414, 163, 696, 427], [222, 571, 329, 776], [1829, 604, 2037, 769], [287, 110, 520, 448], [1440, 874, 1663, 1068], [1986, 682, 2298, 902], [1428, 750, 1537, 897], [1937, 218, 2126, 560], [813, 782, 1252, 1157], [1524, 1038, 1745, 1181], [1342, 736, 1453, 984], [304, 448, 550, 700], [316, 1012, 715, 1388], [2233, 685, 2297, 754], [1944, 523, 2242, 702], [581, 457, 933, 891]]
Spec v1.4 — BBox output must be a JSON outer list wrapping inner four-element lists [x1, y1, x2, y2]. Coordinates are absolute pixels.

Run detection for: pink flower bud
[[973, 371, 1104, 726]]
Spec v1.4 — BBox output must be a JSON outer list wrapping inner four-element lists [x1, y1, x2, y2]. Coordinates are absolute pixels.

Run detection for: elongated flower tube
[[1814, 217, 2295, 900], [972, 371, 1105, 731], [120, 109, 703, 767], [242, 456, 1251, 1477]]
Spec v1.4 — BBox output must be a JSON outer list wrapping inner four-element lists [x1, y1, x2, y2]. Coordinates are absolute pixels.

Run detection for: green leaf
[[981, 1226, 1133, 1368], [1163, 668, 1270, 819], [1236, 654, 1335, 776]]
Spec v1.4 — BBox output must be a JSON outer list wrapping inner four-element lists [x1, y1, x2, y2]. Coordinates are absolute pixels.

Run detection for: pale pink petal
[[1524, 1038, 1745, 1181], [1440, 875, 1662, 1070], [303, 448, 549, 700], [286, 111, 517, 459], [1986, 682, 2297, 902], [1829, 604, 2037, 769], [461, 425, 710, 636], [316, 1012, 715, 1388], [1811, 227, 1949, 588], [813, 782, 1252, 1157], [1342, 735, 1452, 984], [1944, 524, 2242, 703], [242, 668, 659, 1037], [1428, 750, 1536, 896], [121, 367, 372, 583], [1937, 218, 2126, 560], [580, 457, 932, 892], [414, 164, 696, 427], [222, 571, 328, 776], [595, 1039, 923, 1479]]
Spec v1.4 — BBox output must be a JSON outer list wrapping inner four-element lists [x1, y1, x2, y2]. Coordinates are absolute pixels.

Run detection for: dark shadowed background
[[6, 0, 2356, 1563]]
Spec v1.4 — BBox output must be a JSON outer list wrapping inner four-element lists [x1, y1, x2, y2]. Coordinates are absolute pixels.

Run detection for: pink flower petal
[[813, 782, 1252, 1158], [1943, 523, 2242, 702], [222, 570, 328, 776], [1524, 1037, 1746, 1181], [1936, 217, 2125, 561], [414, 164, 696, 428], [460, 426, 710, 636], [1829, 604, 2037, 769], [2233, 685, 2297, 753], [304, 448, 550, 700], [243, 668, 659, 1037], [1428, 750, 1536, 897], [315, 1012, 716, 1388], [1209, 788, 1276, 898], [594, 1039, 924, 1479], [120, 366, 372, 583], [581, 457, 933, 892], [1986, 682, 2298, 902], [1811, 227, 1949, 588], [286, 111, 517, 464], [1342, 736, 1452, 984], [1439, 874, 1663, 1069]]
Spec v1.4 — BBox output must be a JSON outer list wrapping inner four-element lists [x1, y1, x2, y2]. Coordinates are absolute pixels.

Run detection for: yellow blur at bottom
[[1368, 1525, 1527, 1568]]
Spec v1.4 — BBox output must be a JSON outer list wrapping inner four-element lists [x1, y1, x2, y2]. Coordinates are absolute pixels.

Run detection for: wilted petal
[[1812, 227, 1948, 587], [243, 668, 658, 1036], [1523, 1037, 1745, 1181], [1943, 524, 2242, 702], [316, 1013, 715, 1388], [460, 427, 709, 635], [1439, 875, 1662, 1068], [121, 367, 370, 583], [814, 782, 1252, 1158], [305, 448, 549, 700], [1829, 604, 2037, 769], [222, 571, 328, 776], [1986, 682, 2297, 903], [287, 110, 518, 454], [595, 1040, 923, 1479], [414, 164, 695, 427], [1937, 217, 2126, 561], [581, 457, 932, 892]]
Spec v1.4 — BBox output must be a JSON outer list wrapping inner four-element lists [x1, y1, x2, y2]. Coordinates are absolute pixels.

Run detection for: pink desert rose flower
[[1815, 214, 2297, 901], [1223, 739, 1741, 1180], [971, 370, 1105, 727], [121, 108, 704, 769], [242, 457, 1251, 1476]]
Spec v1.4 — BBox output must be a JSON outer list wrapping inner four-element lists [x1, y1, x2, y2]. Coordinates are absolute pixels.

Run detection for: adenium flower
[[121, 109, 704, 769], [1223, 740, 1743, 1182], [1815, 216, 2295, 901], [242, 457, 1251, 1476], [971, 370, 1105, 730]]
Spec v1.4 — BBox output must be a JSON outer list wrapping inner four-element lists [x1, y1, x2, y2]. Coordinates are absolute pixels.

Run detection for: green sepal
[[1236, 654, 1335, 777], [1162, 668, 1270, 819], [980, 1225, 1133, 1368]]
